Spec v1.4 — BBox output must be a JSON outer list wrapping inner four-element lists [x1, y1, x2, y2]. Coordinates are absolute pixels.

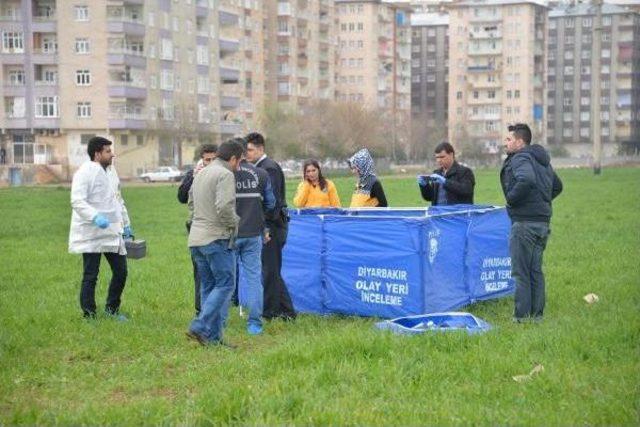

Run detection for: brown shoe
[[185, 330, 207, 346]]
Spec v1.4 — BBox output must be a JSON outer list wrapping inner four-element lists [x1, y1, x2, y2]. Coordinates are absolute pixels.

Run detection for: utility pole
[[590, 0, 603, 175]]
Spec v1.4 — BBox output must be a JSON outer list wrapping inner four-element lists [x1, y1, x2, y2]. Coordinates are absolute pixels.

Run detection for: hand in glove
[[417, 175, 428, 187], [93, 214, 109, 229], [429, 174, 446, 184], [123, 225, 133, 238]]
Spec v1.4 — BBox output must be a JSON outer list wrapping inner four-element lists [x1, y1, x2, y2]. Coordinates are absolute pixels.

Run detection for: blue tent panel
[[465, 208, 514, 301], [423, 214, 471, 313], [323, 216, 425, 318], [282, 214, 326, 314]]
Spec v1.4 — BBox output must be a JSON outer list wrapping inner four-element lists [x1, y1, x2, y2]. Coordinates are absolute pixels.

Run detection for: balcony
[[33, 117, 60, 128], [469, 11, 502, 23], [219, 38, 240, 53], [220, 65, 240, 83], [108, 82, 147, 99], [32, 12, 57, 32], [469, 28, 502, 39], [219, 8, 239, 26], [32, 48, 57, 64], [107, 49, 146, 68], [221, 95, 240, 109], [108, 108, 146, 129], [468, 46, 501, 56], [107, 16, 145, 36], [196, 0, 209, 17], [2, 82, 25, 96]]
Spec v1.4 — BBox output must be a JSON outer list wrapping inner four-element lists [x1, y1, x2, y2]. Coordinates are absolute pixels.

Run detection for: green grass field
[[1, 168, 639, 425]]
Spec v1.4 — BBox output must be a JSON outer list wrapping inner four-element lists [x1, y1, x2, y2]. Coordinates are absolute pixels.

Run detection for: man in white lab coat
[[69, 136, 133, 319]]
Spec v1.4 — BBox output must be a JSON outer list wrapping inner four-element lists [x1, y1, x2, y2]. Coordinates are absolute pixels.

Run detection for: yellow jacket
[[293, 180, 341, 208]]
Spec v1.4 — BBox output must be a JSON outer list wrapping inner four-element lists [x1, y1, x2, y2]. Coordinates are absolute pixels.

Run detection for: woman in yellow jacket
[[293, 159, 341, 208], [348, 148, 388, 208]]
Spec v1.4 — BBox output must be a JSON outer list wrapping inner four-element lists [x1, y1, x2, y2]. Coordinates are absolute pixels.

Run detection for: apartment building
[[0, 0, 244, 181], [264, 0, 336, 107], [547, 2, 640, 155], [448, 0, 547, 154], [411, 12, 449, 139], [335, 1, 412, 129]]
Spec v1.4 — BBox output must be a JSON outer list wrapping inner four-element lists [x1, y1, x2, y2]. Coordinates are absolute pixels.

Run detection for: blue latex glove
[[93, 214, 109, 229], [429, 173, 446, 184], [417, 175, 428, 187], [123, 225, 133, 238]]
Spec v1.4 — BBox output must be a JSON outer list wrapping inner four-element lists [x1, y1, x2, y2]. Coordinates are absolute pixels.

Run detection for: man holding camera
[[417, 142, 475, 206]]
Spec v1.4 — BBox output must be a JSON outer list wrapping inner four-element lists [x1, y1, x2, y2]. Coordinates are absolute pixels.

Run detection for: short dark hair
[[434, 142, 455, 155], [216, 138, 244, 162], [245, 132, 265, 147], [87, 136, 112, 160], [508, 123, 532, 145], [199, 143, 218, 158]]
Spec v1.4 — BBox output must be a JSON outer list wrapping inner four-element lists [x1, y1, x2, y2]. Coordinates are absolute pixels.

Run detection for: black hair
[[303, 159, 327, 191], [508, 123, 532, 145], [216, 138, 245, 162], [245, 132, 265, 147], [199, 143, 218, 157], [434, 142, 455, 155], [87, 136, 112, 160]]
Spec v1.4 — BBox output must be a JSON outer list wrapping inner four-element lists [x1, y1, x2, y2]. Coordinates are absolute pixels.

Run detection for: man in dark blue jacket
[[234, 137, 276, 335], [417, 142, 475, 206], [501, 123, 563, 322], [245, 132, 297, 321]]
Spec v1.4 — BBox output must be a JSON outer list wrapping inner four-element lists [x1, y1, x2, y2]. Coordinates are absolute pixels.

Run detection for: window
[[150, 74, 157, 89], [411, 59, 420, 68], [160, 39, 173, 60], [2, 32, 24, 52], [196, 45, 208, 65], [565, 35, 574, 44], [75, 38, 90, 54], [563, 127, 572, 137], [136, 135, 144, 146], [602, 16, 611, 26], [456, 91, 462, 100], [161, 99, 174, 120], [120, 135, 128, 146], [75, 6, 89, 21], [506, 90, 512, 99], [565, 18, 574, 28], [582, 34, 591, 43], [601, 111, 609, 121], [357, 23, 364, 32], [197, 76, 209, 94], [581, 66, 590, 75], [582, 18, 592, 28], [564, 66, 574, 75], [148, 12, 155, 26], [473, 91, 479, 99], [563, 81, 572, 90], [580, 127, 590, 137], [35, 96, 58, 117], [76, 70, 91, 86], [581, 97, 589, 106], [488, 90, 496, 99], [172, 17, 179, 32], [41, 36, 57, 53], [8, 70, 25, 85], [12, 135, 35, 164], [160, 70, 174, 90], [514, 90, 520, 99], [581, 81, 591, 90], [602, 33, 610, 42], [602, 49, 610, 58], [580, 111, 590, 121], [581, 50, 591, 59], [563, 112, 572, 122], [426, 59, 436, 67], [426, 74, 435, 82], [563, 98, 572, 106], [76, 102, 91, 118], [601, 96, 609, 105], [564, 50, 573, 60]]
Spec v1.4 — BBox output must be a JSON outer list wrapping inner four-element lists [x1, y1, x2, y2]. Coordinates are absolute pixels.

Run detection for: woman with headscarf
[[293, 159, 342, 208], [347, 148, 388, 208]]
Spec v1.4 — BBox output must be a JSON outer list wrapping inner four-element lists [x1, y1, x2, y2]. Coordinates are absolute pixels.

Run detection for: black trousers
[[187, 221, 201, 315], [80, 252, 127, 317], [262, 224, 296, 319]]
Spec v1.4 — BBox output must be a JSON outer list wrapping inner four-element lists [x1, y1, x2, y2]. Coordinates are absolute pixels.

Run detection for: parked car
[[139, 166, 184, 183]]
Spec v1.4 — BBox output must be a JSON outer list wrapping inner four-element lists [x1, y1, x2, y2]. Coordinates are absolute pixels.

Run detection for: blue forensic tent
[[281, 206, 514, 319]]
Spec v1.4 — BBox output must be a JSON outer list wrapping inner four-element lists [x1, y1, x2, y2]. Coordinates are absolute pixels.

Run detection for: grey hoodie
[[500, 144, 563, 223]]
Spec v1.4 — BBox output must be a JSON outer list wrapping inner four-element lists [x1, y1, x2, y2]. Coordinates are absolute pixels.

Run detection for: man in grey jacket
[[186, 139, 243, 347], [501, 123, 563, 322]]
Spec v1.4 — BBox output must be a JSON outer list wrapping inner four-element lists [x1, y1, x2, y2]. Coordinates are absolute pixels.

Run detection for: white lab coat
[[69, 162, 130, 254]]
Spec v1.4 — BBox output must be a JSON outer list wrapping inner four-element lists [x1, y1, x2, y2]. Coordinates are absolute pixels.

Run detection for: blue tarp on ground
[[282, 206, 514, 319]]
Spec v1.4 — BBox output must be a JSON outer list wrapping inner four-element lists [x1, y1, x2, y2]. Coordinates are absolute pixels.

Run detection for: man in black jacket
[[501, 123, 563, 322], [245, 132, 296, 321], [177, 143, 217, 315], [418, 142, 475, 205]]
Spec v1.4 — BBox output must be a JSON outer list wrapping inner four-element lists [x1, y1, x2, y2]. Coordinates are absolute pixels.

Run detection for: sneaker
[[105, 311, 129, 322], [212, 340, 237, 350], [247, 324, 263, 336], [185, 330, 207, 346]]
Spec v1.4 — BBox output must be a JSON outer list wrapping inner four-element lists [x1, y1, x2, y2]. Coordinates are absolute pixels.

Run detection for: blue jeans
[[510, 221, 550, 320], [235, 236, 263, 328], [189, 239, 235, 343]]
